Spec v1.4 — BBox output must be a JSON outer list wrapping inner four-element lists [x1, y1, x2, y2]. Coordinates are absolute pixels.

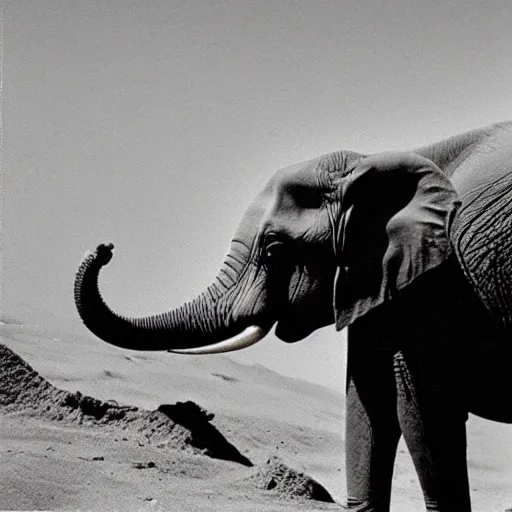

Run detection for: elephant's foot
[[345, 496, 391, 511]]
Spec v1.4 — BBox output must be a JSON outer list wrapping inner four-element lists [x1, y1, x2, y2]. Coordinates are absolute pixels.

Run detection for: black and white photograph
[[1, 2, 512, 510]]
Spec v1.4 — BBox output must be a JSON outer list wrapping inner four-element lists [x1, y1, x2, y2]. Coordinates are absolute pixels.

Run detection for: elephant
[[75, 121, 512, 511]]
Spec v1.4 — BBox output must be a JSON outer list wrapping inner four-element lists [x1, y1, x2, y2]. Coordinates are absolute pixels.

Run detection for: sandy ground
[[1, 311, 511, 511]]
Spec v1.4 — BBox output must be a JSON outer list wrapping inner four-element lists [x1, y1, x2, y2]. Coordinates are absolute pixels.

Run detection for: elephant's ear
[[333, 152, 460, 331]]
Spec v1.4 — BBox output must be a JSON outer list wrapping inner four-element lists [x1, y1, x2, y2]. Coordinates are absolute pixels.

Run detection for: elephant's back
[[449, 126, 512, 327]]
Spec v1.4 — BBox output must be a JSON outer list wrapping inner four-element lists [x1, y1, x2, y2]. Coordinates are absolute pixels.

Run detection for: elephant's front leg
[[396, 339, 471, 512], [345, 322, 402, 512]]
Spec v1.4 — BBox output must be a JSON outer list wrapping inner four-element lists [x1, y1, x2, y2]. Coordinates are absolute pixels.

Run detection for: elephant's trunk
[[74, 243, 269, 353]]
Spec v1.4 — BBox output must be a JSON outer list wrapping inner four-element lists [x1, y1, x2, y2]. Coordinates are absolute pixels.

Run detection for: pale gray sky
[[3, 1, 512, 389]]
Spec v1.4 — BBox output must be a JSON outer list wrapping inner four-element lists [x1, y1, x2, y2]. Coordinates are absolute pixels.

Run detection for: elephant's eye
[[262, 236, 288, 269], [265, 241, 285, 260]]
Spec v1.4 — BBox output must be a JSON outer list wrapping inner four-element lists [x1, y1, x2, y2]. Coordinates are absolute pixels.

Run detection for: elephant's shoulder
[[449, 131, 512, 327]]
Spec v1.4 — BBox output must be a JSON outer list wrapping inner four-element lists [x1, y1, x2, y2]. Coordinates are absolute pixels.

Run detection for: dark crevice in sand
[[211, 372, 239, 382], [158, 402, 252, 466]]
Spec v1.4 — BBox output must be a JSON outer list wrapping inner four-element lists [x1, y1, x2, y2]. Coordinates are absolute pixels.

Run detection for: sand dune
[[0, 343, 255, 467], [0, 322, 340, 511], [1, 312, 512, 511]]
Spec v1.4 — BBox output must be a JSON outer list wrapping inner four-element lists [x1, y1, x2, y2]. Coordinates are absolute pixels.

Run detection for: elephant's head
[[74, 151, 460, 353]]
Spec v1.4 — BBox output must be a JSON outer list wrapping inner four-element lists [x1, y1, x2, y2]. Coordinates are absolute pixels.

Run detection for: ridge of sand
[[0, 342, 336, 507], [0, 342, 250, 465]]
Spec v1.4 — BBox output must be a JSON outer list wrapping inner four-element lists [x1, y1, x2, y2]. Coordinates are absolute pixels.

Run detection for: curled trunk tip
[[89, 243, 115, 267]]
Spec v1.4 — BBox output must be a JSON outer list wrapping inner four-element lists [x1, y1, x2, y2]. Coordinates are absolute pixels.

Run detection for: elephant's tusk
[[168, 325, 269, 355]]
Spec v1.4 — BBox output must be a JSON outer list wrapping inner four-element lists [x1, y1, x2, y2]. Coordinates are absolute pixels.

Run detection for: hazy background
[[3, 0, 512, 390]]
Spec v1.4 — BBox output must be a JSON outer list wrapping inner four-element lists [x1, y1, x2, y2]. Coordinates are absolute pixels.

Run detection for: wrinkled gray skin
[[75, 122, 512, 511]]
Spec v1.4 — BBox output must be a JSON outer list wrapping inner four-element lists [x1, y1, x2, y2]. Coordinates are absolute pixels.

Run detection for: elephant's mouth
[[274, 267, 335, 343], [275, 318, 317, 343]]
